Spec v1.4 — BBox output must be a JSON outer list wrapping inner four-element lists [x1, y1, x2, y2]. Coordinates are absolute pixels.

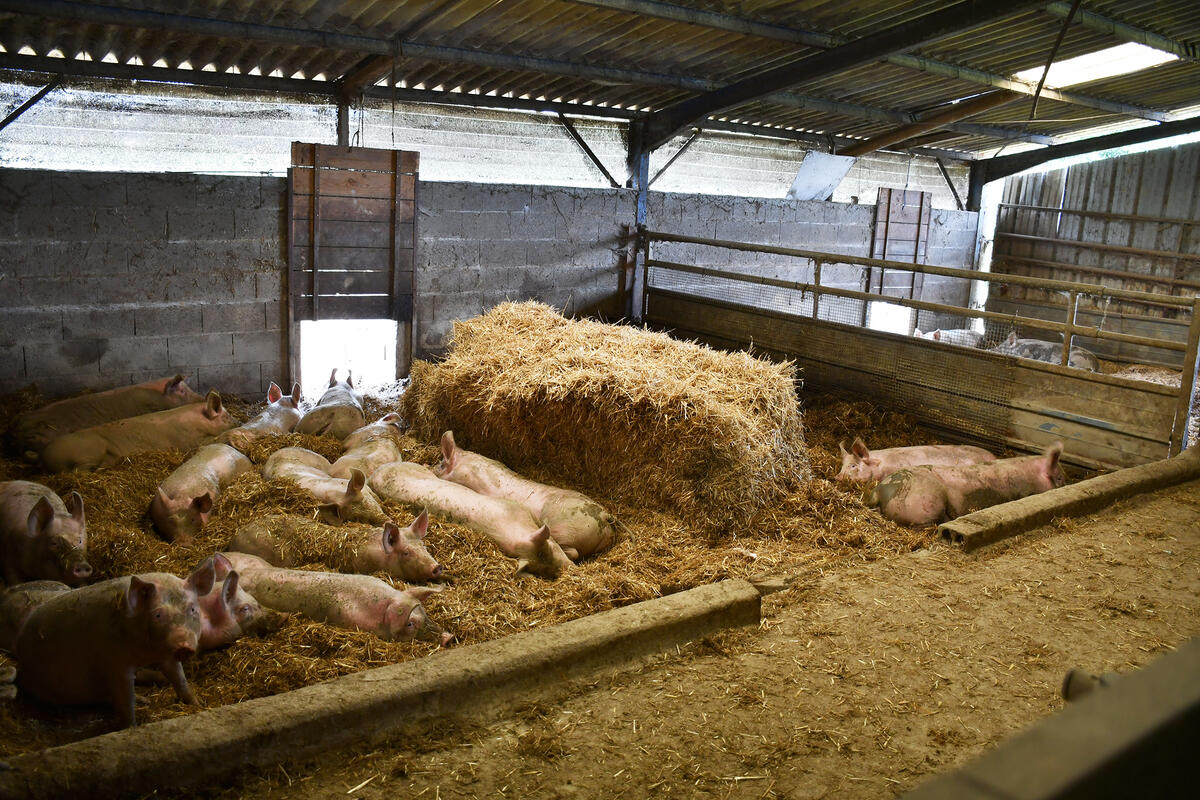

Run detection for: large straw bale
[[401, 302, 810, 536]]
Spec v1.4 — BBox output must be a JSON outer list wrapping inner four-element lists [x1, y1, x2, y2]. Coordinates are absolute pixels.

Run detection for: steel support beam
[[839, 90, 1018, 157], [336, 97, 350, 146], [1044, 2, 1200, 61], [636, 0, 1050, 151], [967, 114, 1200, 210], [648, 128, 701, 187], [557, 112, 620, 187], [0, 74, 61, 132], [571, 0, 1173, 122]]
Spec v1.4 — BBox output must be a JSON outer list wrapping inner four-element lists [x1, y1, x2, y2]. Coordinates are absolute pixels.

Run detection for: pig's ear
[[531, 524, 551, 545], [851, 438, 870, 459], [1006, 331, 1018, 345], [290, 383, 302, 406], [328, 369, 338, 387], [25, 497, 55, 538], [346, 371, 354, 389], [267, 382, 282, 403], [165, 374, 187, 396], [193, 492, 214, 514], [211, 552, 233, 581], [66, 491, 85, 523], [381, 522, 400, 554], [204, 390, 224, 419], [411, 509, 430, 539], [317, 503, 344, 525], [406, 585, 442, 603], [440, 431, 457, 469], [347, 469, 366, 496], [1045, 441, 1064, 465], [222, 571, 240, 606], [838, 440, 851, 459], [187, 557, 217, 597], [125, 576, 158, 615], [514, 559, 533, 577]]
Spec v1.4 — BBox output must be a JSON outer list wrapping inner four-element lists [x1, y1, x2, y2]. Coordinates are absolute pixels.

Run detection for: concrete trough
[[0, 578, 762, 800], [939, 445, 1200, 552]]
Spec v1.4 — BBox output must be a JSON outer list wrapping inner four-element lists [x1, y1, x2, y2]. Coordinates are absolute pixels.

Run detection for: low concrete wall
[[0, 579, 761, 800], [940, 446, 1200, 551]]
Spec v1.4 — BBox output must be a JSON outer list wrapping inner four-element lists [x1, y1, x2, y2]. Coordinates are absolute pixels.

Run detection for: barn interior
[[0, 1, 1199, 798]]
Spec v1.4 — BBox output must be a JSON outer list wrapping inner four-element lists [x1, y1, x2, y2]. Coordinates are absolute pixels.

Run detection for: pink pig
[[262, 447, 387, 524], [150, 444, 252, 544], [295, 369, 365, 441], [197, 553, 288, 651], [40, 390, 236, 473], [836, 437, 996, 482], [328, 413, 407, 481], [219, 382, 302, 451], [871, 442, 1066, 526], [0, 480, 91, 586]]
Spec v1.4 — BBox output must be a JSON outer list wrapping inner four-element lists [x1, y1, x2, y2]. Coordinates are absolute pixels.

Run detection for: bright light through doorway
[[298, 319, 397, 404], [1012, 42, 1178, 89], [866, 300, 914, 336]]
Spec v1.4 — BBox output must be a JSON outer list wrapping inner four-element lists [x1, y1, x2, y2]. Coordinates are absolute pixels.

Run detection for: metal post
[[336, 98, 350, 147], [629, 134, 650, 321], [1062, 291, 1078, 366], [1169, 298, 1200, 455]]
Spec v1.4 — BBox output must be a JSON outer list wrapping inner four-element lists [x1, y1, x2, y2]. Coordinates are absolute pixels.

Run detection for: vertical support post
[[812, 261, 822, 321], [629, 142, 649, 322], [311, 146, 322, 320], [1169, 298, 1200, 455], [967, 161, 986, 212], [1061, 290, 1078, 366], [286, 166, 300, 391], [337, 98, 350, 147]]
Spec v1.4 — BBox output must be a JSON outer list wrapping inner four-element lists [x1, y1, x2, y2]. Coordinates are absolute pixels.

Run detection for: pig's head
[[437, 430, 459, 477], [202, 390, 236, 432], [329, 368, 354, 390], [163, 374, 204, 406], [361, 511, 444, 583], [150, 487, 213, 544], [516, 525, 574, 580], [122, 559, 215, 664], [317, 469, 387, 525], [25, 493, 92, 586], [836, 438, 879, 482], [384, 586, 453, 646], [1040, 441, 1067, 490], [197, 553, 288, 651], [266, 381, 302, 410], [342, 412, 407, 450]]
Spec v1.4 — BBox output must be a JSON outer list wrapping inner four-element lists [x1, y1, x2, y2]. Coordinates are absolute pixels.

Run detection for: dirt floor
[[187, 477, 1200, 800]]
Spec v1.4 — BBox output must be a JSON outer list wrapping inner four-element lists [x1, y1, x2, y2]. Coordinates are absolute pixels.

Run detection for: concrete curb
[[901, 636, 1200, 800], [0, 579, 762, 800], [940, 446, 1200, 552]]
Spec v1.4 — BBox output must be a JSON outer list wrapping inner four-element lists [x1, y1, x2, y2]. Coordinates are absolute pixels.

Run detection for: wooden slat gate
[[864, 188, 931, 325], [287, 142, 419, 382]]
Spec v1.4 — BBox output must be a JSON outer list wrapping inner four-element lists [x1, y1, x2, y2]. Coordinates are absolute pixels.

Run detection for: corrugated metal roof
[[0, 0, 1197, 159]]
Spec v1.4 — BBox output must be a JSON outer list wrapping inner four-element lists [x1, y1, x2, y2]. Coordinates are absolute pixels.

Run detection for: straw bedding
[[0, 355, 933, 757], [402, 302, 810, 538]]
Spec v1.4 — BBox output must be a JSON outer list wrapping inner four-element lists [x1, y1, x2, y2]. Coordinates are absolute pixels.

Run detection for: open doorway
[[298, 318, 398, 402]]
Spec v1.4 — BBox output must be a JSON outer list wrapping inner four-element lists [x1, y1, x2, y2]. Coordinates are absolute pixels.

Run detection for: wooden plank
[[292, 167, 396, 199], [293, 195, 412, 224], [286, 166, 299, 387], [291, 142, 398, 172], [291, 220, 408, 250], [293, 246, 403, 271], [290, 270, 404, 297], [1007, 410, 1167, 467], [291, 294, 394, 320], [311, 146, 322, 319], [1169, 299, 1200, 454]]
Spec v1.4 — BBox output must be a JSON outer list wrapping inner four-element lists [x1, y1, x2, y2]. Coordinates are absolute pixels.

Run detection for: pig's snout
[[73, 562, 94, 581], [439, 631, 455, 647], [431, 564, 444, 580], [174, 644, 197, 662]]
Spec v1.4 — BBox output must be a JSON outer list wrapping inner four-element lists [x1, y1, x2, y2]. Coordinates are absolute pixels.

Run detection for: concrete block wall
[[0, 169, 286, 399]]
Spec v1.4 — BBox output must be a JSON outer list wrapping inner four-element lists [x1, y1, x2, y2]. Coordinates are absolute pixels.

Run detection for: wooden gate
[[287, 142, 418, 381], [864, 188, 932, 316]]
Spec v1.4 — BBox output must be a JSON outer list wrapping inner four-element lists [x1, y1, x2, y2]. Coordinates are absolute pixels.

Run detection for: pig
[[917, 328, 984, 347], [150, 444, 253, 544], [836, 438, 996, 483], [218, 382, 302, 451], [14, 558, 216, 727], [370, 461, 573, 579], [870, 442, 1066, 526], [437, 431, 616, 560], [197, 553, 287, 651], [39, 390, 237, 473], [0, 481, 91, 586], [295, 369, 366, 441], [328, 413, 407, 481], [990, 332, 1099, 372], [262, 447, 387, 524], [0, 580, 71, 652], [222, 552, 452, 646], [9, 374, 203, 459], [229, 511, 443, 583]]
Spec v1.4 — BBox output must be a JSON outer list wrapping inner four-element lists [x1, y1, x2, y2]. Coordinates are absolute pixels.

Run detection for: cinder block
[[475, 184, 533, 213], [0, 344, 25, 380], [203, 302, 266, 333], [51, 172, 127, 207], [0, 308, 61, 347], [164, 272, 257, 303], [198, 363, 265, 399], [481, 241, 528, 268], [128, 174, 195, 210], [168, 333, 234, 367], [136, 304, 204, 337], [0, 169, 52, 208], [168, 207, 236, 242], [258, 178, 287, 210], [257, 272, 283, 300], [23, 339, 105, 378], [262, 301, 285, 331], [63, 307, 136, 340], [421, 239, 482, 269], [24, 371, 103, 400], [10, 275, 167, 308], [99, 335, 169, 373], [94, 207, 169, 242], [232, 331, 283, 363], [13, 241, 130, 278], [194, 175, 263, 210], [419, 210, 472, 238], [234, 207, 285, 240]]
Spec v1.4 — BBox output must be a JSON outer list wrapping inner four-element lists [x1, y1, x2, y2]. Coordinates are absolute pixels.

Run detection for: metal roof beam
[[636, 0, 1051, 151], [1044, 2, 1200, 61], [839, 90, 1019, 157], [570, 0, 1172, 122]]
